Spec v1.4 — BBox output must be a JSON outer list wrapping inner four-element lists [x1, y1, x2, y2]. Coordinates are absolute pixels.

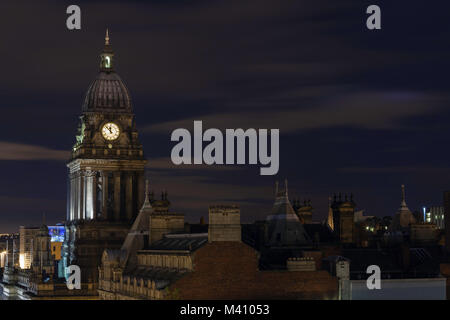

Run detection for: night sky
[[0, 0, 449, 232]]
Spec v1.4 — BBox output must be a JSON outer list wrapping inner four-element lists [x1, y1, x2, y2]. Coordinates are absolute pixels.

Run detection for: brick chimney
[[208, 205, 241, 242]]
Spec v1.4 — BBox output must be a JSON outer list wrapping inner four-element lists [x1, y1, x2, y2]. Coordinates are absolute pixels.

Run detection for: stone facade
[[444, 191, 450, 252], [19, 226, 39, 269]]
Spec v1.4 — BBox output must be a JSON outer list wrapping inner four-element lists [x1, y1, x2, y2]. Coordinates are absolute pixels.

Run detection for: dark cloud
[[0, 0, 449, 232], [0, 142, 69, 161]]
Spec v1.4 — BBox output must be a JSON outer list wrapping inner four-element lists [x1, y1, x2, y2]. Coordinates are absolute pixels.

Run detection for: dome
[[82, 71, 132, 113], [82, 30, 132, 113]]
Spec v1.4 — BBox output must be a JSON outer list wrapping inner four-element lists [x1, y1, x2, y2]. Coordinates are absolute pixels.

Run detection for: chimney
[[208, 205, 241, 242]]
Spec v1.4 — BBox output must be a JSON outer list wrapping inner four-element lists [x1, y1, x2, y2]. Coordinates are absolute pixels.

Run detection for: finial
[[142, 179, 151, 208], [284, 179, 288, 196], [105, 28, 110, 46], [401, 184, 406, 206]]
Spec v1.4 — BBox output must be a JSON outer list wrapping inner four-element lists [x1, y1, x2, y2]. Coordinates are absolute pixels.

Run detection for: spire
[[284, 179, 288, 197], [100, 29, 114, 71], [105, 28, 110, 46], [401, 184, 407, 206], [327, 196, 334, 231], [142, 179, 152, 209]]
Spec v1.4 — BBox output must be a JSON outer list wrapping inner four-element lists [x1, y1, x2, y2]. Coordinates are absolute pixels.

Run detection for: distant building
[[327, 197, 334, 231], [292, 198, 313, 224], [266, 180, 310, 247], [422, 206, 444, 229], [331, 193, 356, 244], [445, 191, 450, 252], [390, 185, 416, 231], [19, 226, 39, 269], [0, 234, 17, 269], [98, 193, 338, 300], [1, 224, 56, 300], [354, 210, 374, 224], [19, 225, 65, 271], [410, 223, 438, 245], [332, 247, 445, 300]]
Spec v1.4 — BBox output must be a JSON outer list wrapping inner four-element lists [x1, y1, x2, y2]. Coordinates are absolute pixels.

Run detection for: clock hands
[[103, 123, 119, 140]]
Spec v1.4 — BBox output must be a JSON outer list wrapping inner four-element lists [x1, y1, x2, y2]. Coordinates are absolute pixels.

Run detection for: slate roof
[[145, 234, 208, 251], [266, 181, 310, 246]]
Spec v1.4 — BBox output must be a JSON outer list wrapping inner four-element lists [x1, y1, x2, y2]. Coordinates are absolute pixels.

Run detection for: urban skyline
[[1, 0, 450, 303], [0, 0, 449, 235]]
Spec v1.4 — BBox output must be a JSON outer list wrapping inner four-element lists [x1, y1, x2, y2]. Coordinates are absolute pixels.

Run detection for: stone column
[[74, 172, 79, 220], [69, 173, 75, 221], [102, 172, 108, 220], [66, 175, 70, 221], [92, 172, 97, 220], [85, 170, 94, 220], [80, 171, 85, 220], [126, 173, 133, 221], [114, 172, 121, 221], [137, 172, 145, 211]]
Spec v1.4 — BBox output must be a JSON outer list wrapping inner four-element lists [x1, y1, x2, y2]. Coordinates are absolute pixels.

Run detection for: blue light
[[48, 226, 65, 242]]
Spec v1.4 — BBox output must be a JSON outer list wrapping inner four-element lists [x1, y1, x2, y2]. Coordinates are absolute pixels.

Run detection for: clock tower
[[63, 30, 147, 293]]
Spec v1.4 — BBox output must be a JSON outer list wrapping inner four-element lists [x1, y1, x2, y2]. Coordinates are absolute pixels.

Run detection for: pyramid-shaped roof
[[266, 180, 311, 246], [120, 181, 153, 269]]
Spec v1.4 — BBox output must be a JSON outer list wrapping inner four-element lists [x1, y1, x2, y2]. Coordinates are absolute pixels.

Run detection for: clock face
[[102, 122, 120, 141]]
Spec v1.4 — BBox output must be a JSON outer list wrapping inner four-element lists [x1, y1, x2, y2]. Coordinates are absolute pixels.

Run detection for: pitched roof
[[266, 180, 311, 246]]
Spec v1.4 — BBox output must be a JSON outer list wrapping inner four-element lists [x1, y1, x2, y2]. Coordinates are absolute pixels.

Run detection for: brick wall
[[169, 242, 338, 300]]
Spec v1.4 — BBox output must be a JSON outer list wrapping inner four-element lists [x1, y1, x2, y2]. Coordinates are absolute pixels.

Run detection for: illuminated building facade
[[62, 30, 147, 294], [19, 226, 39, 269], [423, 206, 445, 229]]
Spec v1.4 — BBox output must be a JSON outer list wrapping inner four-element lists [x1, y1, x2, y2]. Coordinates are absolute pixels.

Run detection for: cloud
[[143, 91, 443, 134], [339, 166, 450, 174], [0, 142, 69, 161], [147, 157, 243, 171]]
